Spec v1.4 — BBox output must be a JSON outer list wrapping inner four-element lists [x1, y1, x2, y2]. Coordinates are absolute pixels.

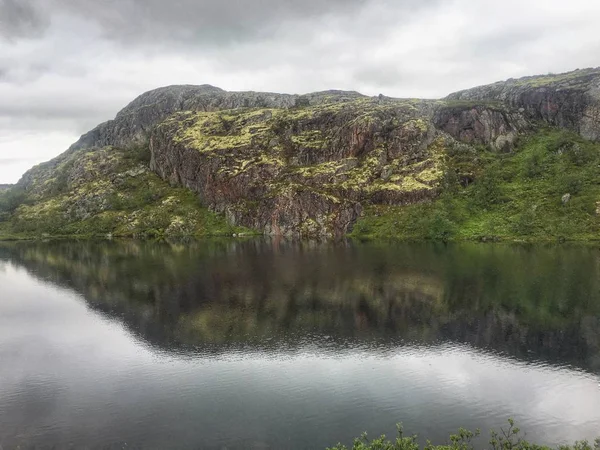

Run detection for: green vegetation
[[0, 186, 28, 218], [5, 126, 599, 242], [0, 145, 252, 240], [351, 128, 600, 241], [3, 84, 600, 242], [328, 420, 600, 450]]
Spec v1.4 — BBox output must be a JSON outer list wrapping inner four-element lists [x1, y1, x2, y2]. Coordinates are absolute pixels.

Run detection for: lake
[[0, 239, 599, 449]]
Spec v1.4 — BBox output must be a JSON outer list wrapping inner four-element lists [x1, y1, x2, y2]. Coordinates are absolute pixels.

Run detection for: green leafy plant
[[327, 420, 600, 450]]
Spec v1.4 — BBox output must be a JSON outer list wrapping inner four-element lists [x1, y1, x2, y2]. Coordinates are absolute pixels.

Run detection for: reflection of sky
[[1, 262, 599, 449]]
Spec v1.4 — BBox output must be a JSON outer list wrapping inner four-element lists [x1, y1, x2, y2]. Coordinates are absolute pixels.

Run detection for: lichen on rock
[[149, 95, 457, 236]]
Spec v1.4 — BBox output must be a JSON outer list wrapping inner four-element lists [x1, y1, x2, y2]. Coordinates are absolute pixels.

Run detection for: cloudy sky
[[0, 0, 599, 183]]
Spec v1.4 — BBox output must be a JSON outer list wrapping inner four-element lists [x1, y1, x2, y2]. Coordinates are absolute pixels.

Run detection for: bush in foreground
[[328, 420, 600, 450]]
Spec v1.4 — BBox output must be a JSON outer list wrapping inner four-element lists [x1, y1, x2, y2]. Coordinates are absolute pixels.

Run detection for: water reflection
[[1, 239, 599, 369], [0, 239, 599, 449]]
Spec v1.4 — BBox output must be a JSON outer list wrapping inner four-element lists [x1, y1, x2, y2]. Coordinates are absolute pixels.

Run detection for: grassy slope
[[351, 128, 600, 241], [0, 146, 252, 240]]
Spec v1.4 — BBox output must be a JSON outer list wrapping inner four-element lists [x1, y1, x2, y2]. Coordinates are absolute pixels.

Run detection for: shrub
[[473, 166, 502, 208], [0, 187, 28, 215], [523, 151, 544, 178], [424, 210, 456, 241], [327, 420, 600, 450], [294, 96, 310, 108], [556, 173, 583, 195], [563, 143, 595, 166], [125, 144, 152, 164]]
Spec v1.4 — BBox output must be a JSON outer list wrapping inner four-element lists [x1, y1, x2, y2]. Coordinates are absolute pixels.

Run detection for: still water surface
[[0, 240, 599, 449]]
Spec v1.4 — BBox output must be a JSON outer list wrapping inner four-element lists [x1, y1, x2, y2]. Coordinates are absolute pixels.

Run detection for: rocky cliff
[[2, 67, 600, 239], [149, 98, 450, 237], [446, 67, 600, 141]]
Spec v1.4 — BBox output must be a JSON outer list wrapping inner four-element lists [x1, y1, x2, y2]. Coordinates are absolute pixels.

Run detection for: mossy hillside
[[351, 128, 600, 241], [0, 146, 250, 239], [314, 142, 444, 198], [445, 68, 600, 142], [156, 98, 445, 205], [7, 71, 600, 239]]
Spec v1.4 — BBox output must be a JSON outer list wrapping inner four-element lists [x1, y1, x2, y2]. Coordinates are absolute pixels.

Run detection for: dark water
[[0, 240, 599, 449]]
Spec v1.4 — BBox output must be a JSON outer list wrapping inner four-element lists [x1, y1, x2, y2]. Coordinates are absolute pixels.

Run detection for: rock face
[[7, 67, 600, 238], [149, 99, 450, 237], [446, 67, 600, 141], [433, 104, 529, 152]]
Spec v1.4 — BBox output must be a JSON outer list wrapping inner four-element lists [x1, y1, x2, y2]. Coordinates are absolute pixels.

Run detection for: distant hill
[[2, 67, 600, 241]]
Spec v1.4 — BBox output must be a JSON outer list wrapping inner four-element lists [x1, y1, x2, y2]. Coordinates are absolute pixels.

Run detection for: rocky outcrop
[[433, 104, 530, 152], [446, 67, 600, 141], [149, 99, 448, 237], [71, 85, 292, 150], [70, 85, 368, 151]]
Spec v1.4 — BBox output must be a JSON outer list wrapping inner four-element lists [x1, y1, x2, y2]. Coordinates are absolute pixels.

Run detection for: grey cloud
[[466, 29, 545, 58], [0, 108, 117, 136], [2, 0, 368, 44], [0, 61, 55, 84], [0, 0, 440, 92], [0, 157, 39, 164], [0, 0, 48, 39], [2, 0, 439, 47], [0, 100, 113, 121], [352, 66, 410, 91]]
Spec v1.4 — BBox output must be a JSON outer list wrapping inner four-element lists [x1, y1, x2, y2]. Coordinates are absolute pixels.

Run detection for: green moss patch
[[351, 128, 600, 241]]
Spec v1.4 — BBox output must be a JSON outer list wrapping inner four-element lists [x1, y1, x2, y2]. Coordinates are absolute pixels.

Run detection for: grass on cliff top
[[508, 67, 600, 88], [351, 128, 600, 242]]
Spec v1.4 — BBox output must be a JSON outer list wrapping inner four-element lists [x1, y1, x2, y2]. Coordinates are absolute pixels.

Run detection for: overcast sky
[[0, 0, 599, 183]]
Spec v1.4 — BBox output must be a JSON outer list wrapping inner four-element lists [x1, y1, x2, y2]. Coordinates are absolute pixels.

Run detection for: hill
[[1, 67, 600, 240]]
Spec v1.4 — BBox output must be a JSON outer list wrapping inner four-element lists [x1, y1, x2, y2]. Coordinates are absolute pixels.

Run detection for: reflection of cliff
[[1, 240, 599, 371]]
